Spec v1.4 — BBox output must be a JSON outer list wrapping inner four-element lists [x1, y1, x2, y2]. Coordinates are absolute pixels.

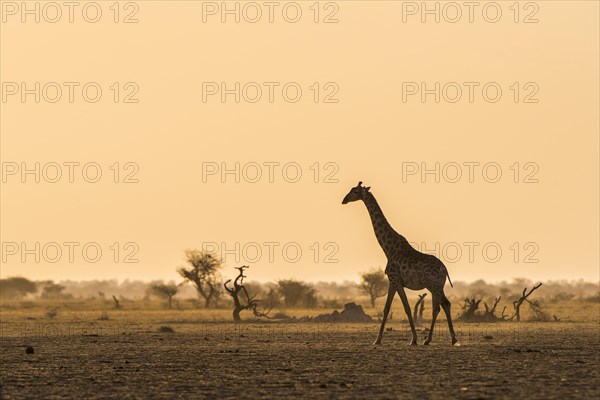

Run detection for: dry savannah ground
[[1, 301, 599, 400]]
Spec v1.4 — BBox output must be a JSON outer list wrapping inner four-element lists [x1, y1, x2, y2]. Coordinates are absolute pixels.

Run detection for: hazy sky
[[1, 2, 598, 283]]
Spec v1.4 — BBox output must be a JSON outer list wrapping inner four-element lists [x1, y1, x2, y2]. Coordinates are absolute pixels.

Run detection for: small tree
[[0, 277, 38, 299], [358, 268, 388, 307], [177, 250, 223, 308], [276, 279, 317, 308], [149, 283, 179, 309], [39, 281, 68, 300]]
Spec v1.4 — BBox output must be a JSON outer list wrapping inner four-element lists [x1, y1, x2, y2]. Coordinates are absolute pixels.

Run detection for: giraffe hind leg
[[423, 293, 441, 345], [440, 294, 458, 345]]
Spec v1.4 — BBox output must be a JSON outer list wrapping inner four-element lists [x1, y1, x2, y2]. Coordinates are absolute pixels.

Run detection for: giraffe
[[342, 181, 458, 346]]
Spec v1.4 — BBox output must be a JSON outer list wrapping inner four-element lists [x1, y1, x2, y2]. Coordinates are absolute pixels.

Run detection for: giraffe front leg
[[373, 285, 395, 345], [397, 287, 418, 345]]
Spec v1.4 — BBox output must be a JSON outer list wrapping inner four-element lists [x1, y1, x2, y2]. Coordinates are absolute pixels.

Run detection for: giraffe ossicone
[[342, 181, 458, 346]]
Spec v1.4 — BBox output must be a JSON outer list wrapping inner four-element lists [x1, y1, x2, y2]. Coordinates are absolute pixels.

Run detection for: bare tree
[[511, 283, 542, 322], [457, 296, 511, 322], [177, 250, 223, 308], [224, 266, 254, 322], [457, 298, 481, 321], [149, 283, 179, 309], [413, 293, 427, 326], [358, 268, 388, 307], [224, 266, 272, 322]]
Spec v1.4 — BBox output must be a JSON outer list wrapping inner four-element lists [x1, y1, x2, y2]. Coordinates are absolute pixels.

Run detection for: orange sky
[[1, 1, 598, 283]]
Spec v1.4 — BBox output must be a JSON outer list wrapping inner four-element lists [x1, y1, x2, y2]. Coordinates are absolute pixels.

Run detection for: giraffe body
[[342, 182, 458, 346]]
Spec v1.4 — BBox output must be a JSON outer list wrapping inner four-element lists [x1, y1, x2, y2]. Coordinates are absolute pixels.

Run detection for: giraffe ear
[[365, 186, 371, 192]]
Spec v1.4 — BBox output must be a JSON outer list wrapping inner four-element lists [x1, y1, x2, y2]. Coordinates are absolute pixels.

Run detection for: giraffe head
[[342, 181, 371, 204]]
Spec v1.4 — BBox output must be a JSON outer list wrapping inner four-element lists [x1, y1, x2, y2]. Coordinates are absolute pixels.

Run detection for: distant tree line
[[2, 252, 599, 312], [0, 277, 72, 300]]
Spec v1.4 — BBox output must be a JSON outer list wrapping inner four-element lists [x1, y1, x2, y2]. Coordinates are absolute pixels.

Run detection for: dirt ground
[[1, 311, 598, 400]]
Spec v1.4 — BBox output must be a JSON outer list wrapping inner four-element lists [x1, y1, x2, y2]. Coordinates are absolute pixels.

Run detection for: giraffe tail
[[444, 264, 454, 288]]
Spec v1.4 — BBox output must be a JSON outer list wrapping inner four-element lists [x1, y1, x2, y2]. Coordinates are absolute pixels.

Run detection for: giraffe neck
[[362, 192, 398, 257]]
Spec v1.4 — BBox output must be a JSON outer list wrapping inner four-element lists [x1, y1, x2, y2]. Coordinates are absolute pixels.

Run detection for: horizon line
[[2, 275, 599, 286]]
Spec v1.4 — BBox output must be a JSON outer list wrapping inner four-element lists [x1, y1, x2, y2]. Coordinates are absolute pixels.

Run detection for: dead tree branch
[[511, 283, 542, 322], [482, 297, 508, 321], [457, 298, 481, 321], [112, 295, 120, 309], [413, 293, 427, 326]]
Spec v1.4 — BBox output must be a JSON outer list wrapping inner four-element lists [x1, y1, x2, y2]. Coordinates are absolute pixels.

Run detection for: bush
[[583, 294, 600, 303], [550, 292, 575, 303], [321, 298, 344, 309]]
